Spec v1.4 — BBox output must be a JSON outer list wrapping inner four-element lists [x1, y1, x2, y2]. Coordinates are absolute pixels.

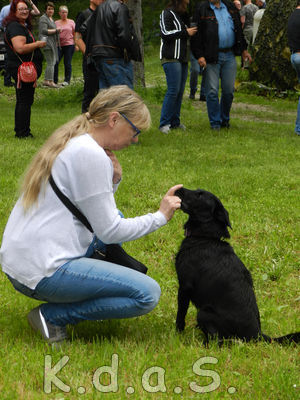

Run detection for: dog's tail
[[262, 332, 300, 344]]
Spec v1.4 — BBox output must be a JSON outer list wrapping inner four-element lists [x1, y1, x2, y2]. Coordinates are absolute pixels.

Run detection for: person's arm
[[75, 31, 86, 54], [79, 184, 182, 244], [39, 15, 60, 36], [27, 1, 40, 16], [11, 35, 46, 54], [159, 9, 187, 42], [191, 3, 205, 61]]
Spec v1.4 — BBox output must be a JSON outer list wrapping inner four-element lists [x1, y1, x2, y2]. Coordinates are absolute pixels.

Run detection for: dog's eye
[[197, 191, 204, 197]]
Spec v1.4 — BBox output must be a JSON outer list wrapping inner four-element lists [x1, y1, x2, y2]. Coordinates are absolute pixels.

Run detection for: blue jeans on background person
[[291, 52, 300, 135], [7, 235, 161, 327], [189, 53, 206, 99], [54, 44, 75, 84], [160, 61, 188, 128], [204, 51, 237, 128], [94, 57, 133, 90]]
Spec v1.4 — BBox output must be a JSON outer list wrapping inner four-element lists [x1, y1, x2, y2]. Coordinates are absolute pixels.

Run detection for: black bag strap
[[49, 175, 94, 233]]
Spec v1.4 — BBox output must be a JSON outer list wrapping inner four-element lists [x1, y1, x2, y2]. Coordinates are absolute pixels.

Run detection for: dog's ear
[[214, 200, 232, 230]]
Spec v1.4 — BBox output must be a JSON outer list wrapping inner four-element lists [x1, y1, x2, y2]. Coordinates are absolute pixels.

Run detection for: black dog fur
[[175, 187, 299, 344]]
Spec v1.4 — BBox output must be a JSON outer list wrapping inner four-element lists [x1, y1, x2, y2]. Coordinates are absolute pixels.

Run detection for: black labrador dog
[[175, 187, 299, 344]]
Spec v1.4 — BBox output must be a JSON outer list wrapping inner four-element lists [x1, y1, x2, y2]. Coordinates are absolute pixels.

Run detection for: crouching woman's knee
[[137, 278, 161, 315]]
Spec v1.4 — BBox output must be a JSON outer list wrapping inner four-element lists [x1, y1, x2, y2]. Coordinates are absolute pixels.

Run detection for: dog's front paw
[[176, 321, 185, 332]]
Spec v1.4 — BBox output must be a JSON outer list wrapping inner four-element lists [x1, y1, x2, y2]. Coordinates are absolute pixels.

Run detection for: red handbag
[[17, 60, 37, 88], [5, 28, 38, 88]]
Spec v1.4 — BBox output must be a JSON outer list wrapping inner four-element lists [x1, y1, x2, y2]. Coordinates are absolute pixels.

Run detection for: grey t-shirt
[[240, 3, 259, 30]]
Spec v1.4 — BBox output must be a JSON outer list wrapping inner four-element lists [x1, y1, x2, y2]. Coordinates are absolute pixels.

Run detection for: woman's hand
[[36, 40, 47, 48], [198, 57, 206, 69], [159, 184, 183, 221], [105, 150, 122, 184], [186, 27, 197, 37]]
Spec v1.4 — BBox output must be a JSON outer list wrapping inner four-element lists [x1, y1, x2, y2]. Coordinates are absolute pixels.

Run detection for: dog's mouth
[[175, 188, 184, 200]]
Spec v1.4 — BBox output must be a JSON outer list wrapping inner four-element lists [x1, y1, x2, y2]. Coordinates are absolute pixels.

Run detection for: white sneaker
[[159, 125, 170, 134], [62, 81, 69, 86]]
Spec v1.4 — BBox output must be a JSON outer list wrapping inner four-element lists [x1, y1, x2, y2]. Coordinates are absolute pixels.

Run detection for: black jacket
[[82, 0, 141, 62], [191, 0, 247, 63], [159, 8, 189, 61]]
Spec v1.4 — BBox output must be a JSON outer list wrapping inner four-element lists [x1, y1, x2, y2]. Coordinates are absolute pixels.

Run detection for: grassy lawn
[[0, 47, 299, 399]]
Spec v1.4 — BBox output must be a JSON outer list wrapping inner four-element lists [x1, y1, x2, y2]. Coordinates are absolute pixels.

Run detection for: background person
[[287, 0, 300, 136], [159, 0, 197, 134], [38, 1, 60, 88], [189, 51, 206, 101], [240, 0, 258, 46], [0, 0, 40, 86], [0, 85, 183, 345], [54, 5, 75, 86], [75, 0, 102, 113], [3, 0, 45, 138], [256, 0, 266, 9], [191, 0, 251, 130], [82, 0, 141, 90]]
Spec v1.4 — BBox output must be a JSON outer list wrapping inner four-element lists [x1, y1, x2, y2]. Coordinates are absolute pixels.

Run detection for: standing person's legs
[[189, 53, 200, 99], [43, 48, 56, 82], [204, 61, 221, 129], [14, 82, 35, 138], [199, 67, 206, 100], [170, 62, 188, 128], [291, 53, 300, 135], [159, 62, 183, 130], [82, 58, 99, 113], [220, 52, 236, 127], [54, 47, 63, 84], [63, 45, 75, 84], [4, 54, 13, 86]]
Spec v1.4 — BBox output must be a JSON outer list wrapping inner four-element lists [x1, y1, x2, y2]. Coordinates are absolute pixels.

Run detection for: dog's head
[[175, 187, 232, 239]]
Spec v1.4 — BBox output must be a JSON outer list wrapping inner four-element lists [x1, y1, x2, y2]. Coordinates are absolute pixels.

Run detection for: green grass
[[0, 47, 299, 399]]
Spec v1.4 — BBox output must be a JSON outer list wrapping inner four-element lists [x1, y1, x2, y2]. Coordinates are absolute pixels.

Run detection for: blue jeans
[[94, 57, 133, 90], [190, 53, 206, 97], [54, 45, 75, 84], [7, 237, 161, 327], [160, 61, 188, 128], [204, 51, 237, 128], [291, 53, 300, 135]]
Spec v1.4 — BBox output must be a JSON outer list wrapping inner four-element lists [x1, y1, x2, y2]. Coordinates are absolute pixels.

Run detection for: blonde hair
[[59, 5, 68, 12], [21, 86, 151, 210]]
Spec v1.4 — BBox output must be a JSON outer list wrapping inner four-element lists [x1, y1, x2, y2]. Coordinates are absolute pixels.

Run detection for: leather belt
[[219, 47, 232, 53]]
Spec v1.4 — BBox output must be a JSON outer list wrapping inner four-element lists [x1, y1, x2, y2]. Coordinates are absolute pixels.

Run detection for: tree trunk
[[250, 0, 298, 90], [127, 0, 145, 87]]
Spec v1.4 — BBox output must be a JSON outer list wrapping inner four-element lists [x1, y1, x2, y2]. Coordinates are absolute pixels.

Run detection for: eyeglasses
[[17, 8, 29, 12], [120, 113, 141, 138]]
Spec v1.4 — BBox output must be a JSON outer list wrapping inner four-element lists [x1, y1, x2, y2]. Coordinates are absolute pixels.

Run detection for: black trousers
[[82, 57, 99, 113], [14, 81, 35, 137], [11, 68, 35, 137]]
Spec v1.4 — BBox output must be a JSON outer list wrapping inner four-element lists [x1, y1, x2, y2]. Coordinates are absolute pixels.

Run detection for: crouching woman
[[0, 85, 182, 344]]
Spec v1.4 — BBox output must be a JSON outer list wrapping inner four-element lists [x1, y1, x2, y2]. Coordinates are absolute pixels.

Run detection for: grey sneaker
[[27, 306, 68, 344], [177, 123, 186, 131], [159, 124, 170, 134], [171, 124, 186, 131]]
